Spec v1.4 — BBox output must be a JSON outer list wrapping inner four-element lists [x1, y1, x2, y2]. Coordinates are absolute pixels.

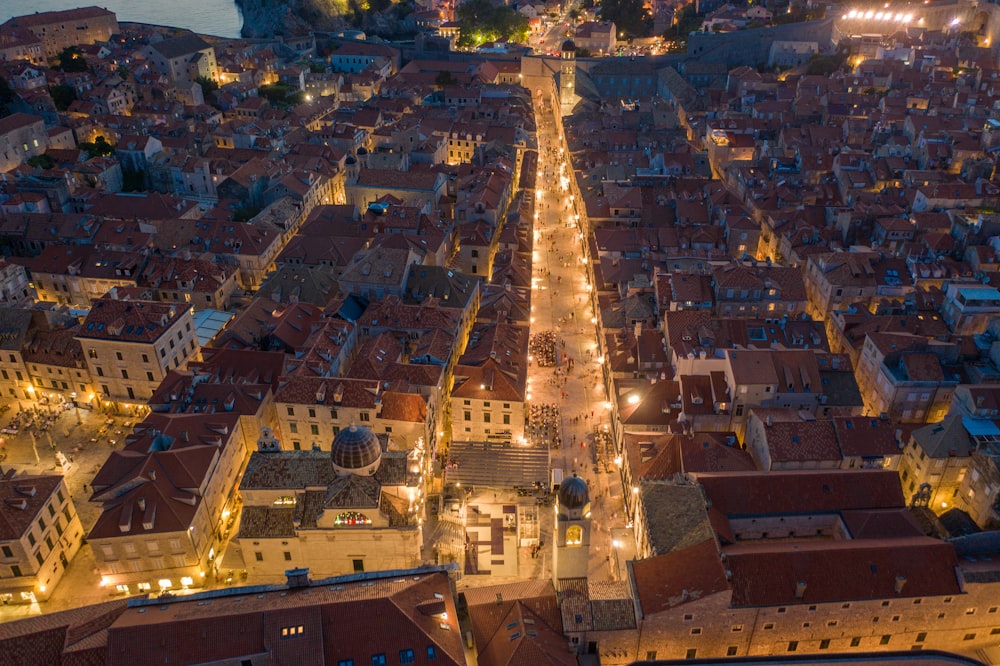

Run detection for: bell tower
[[559, 39, 577, 116], [552, 474, 591, 590]]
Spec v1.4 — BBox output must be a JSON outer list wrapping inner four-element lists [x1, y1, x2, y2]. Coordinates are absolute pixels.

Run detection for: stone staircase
[[445, 441, 550, 488]]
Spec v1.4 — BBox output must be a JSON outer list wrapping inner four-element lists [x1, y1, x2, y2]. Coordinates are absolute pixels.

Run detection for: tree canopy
[[599, 0, 651, 37], [49, 84, 77, 111], [456, 0, 529, 47], [56, 46, 88, 73], [79, 136, 115, 159]]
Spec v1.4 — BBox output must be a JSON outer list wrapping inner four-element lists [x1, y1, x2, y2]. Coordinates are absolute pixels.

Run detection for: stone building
[[587, 469, 1000, 664], [236, 425, 425, 580], [76, 297, 199, 410], [0, 471, 84, 603], [2, 6, 118, 59]]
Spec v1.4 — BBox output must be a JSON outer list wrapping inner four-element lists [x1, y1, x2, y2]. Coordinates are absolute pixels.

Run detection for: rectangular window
[[116, 352, 123, 361], [850, 637, 861, 647], [290, 423, 298, 433], [880, 635, 891, 645], [916, 632, 927, 642], [353, 559, 364, 572], [142, 354, 149, 363], [371, 655, 386, 666], [360, 412, 370, 422], [284, 552, 291, 561], [339, 661, 354, 666], [121, 369, 128, 379], [964, 633, 976, 641], [255, 552, 263, 561], [787, 641, 798, 652], [146, 372, 154, 381], [287, 406, 295, 416], [308, 408, 316, 418], [0, 546, 11, 558], [819, 639, 830, 650], [399, 649, 415, 664], [310, 424, 319, 436], [11, 565, 21, 577], [685, 649, 697, 659], [427, 646, 436, 660], [280, 625, 304, 638]]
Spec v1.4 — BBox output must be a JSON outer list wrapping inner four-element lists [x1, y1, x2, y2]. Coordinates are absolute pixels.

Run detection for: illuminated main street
[[526, 95, 633, 581]]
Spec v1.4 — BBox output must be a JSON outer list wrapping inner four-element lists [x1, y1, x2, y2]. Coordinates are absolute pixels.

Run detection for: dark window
[[788, 641, 798, 652], [254, 552, 263, 561], [819, 639, 830, 650], [1, 546, 11, 558], [964, 633, 976, 641], [427, 646, 437, 660], [353, 559, 364, 572], [916, 632, 927, 642], [880, 635, 891, 645], [371, 655, 386, 666], [727, 647, 737, 656], [11, 565, 21, 576], [850, 637, 861, 647], [685, 649, 697, 659], [399, 649, 415, 664], [283, 552, 291, 561]]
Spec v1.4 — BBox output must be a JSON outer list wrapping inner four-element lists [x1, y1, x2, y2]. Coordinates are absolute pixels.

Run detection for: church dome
[[561, 39, 576, 52], [331, 425, 382, 475], [558, 474, 589, 509]]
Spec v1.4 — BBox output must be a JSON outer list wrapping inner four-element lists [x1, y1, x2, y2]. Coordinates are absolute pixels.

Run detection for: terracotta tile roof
[[106, 571, 464, 666], [624, 432, 752, 481], [0, 472, 63, 540], [0, 598, 127, 664], [696, 469, 906, 516], [751, 409, 842, 464], [78, 298, 191, 344], [631, 538, 729, 614], [274, 376, 380, 408], [724, 537, 960, 606], [833, 416, 910, 458], [357, 295, 463, 334]]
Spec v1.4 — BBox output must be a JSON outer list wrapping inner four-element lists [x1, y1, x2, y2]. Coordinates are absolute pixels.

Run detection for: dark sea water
[[0, 0, 243, 38]]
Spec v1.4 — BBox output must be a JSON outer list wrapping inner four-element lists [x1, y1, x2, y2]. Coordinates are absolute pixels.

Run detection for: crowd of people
[[528, 402, 562, 449], [529, 330, 562, 366]]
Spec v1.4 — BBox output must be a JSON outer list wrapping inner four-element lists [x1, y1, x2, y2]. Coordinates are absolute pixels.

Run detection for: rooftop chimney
[[285, 567, 310, 589], [795, 581, 807, 599], [894, 575, 907, 594]]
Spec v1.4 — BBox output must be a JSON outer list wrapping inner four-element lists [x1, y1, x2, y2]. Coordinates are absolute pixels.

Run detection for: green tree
[[56, 46, 88, 73], [0, 78, 14, 117], [805, 52, 846, 76], [599, 0, 651, 37], [78, 135, 115, 158], [49, 84, 77, 111], [27, 154, 54, 170], [456, 0, 530, 46], [194, 76, 219, 93]]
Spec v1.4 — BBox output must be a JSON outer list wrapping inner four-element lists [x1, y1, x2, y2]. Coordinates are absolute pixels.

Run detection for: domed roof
[[561, 39, 576, 52], [331, 425, 381, 471], [558, 474, 589, 509]]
